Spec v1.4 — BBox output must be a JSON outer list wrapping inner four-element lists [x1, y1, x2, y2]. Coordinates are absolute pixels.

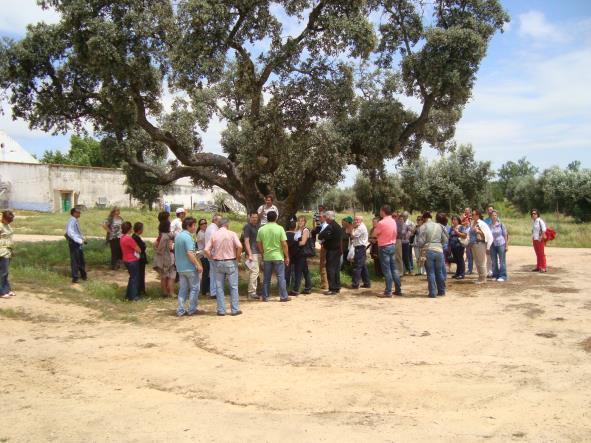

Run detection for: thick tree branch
[[396, 93, 434, 149]]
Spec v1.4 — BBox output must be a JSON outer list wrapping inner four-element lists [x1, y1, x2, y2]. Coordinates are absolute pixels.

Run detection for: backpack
[[300, 228, 316, 257], [545, 227, 557, 242]]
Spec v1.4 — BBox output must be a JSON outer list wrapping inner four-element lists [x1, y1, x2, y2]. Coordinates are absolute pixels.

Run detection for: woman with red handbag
[[531, 209, 547, 273]]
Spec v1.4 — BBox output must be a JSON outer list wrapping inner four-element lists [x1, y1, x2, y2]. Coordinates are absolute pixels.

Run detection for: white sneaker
[[496, 278, 505, 282]]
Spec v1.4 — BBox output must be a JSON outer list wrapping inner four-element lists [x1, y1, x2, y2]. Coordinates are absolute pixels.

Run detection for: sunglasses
[[199, 222, 207, 225]]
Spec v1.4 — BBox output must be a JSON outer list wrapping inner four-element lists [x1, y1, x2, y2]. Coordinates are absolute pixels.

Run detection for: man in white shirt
[[170, 207, 186, 237], [257, 195, 279, 225], [204, 214, 222, 298], [65, 207, 87, 283], [350, 215, 371, 289]]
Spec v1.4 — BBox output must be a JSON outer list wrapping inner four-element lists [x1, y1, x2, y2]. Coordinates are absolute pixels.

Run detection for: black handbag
[[301, 229, 316, 257]]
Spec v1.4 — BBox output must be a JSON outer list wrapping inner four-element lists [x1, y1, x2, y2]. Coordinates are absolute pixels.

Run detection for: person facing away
[[417, 212, 449, 298], [205, 218, 243, 316], [291, 215, 313, 295], [174, 217, 203, 317], [120, 221, 142, 301], [373, 205, 401, 297], [257, 195, 279, 226], [65, 207, 87, 283], [0, 210, 15, 299], [243, 212, 262, 300], [256, 210, 290, 302], [317, 210, 343, 295], [153, 219, 176, 297], [204, 214, 222, 299], [312, 211, 329, 290], [196, 218, 210, 297], [132, 222, 147, 296]]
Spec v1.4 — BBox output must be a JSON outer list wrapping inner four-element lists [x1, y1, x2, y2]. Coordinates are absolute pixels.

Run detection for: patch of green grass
[[0, 307, 59, 323]]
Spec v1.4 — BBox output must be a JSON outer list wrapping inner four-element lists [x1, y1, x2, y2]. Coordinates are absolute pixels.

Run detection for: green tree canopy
[[40, 135, 120, 167], [0, 0, 508, 221]]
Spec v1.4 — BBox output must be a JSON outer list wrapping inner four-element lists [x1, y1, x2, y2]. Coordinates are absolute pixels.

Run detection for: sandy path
[[1, 245, 590, 442]]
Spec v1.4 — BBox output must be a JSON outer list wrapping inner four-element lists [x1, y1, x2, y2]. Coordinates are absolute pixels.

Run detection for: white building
[[0, 132, 243, 213]]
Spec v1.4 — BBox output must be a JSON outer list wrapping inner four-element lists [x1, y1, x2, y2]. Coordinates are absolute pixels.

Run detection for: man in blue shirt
[[65, 207, 87, 283], [174, 217, 203, 316], [484, 205, 495, 277]]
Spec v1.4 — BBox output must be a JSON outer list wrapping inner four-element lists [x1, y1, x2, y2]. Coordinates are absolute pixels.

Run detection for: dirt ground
[[1, 245, 591, 442]]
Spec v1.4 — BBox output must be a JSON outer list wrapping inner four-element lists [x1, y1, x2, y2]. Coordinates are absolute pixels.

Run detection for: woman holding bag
[[449, 215, 468, 280], [291, 216, 313, 295]]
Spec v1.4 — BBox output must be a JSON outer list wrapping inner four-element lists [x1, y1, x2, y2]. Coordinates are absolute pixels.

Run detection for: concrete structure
[[0, 131, 39, 163], [0, 161, 244, 213]]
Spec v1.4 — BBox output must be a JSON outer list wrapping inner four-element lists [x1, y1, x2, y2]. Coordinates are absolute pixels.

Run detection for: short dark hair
[[451, 215, 461, 224], [182, 216, 197, 230], [287, 220, 297, 230], [70, 207, 80, 216], [121, 221, 133, 234], [531, 208, 539, 216], [249, 211, 258, 217], [435, 212, 448, 225], [2, 210, 14, 223], [265, 194, 273, 201], [472, 208, 482, 218], [422, 211, 432, 219], [381, 205, 393, 215], [267, 211, 278, 222], [133, 222, 143, 233], [158, 211, 170, 222], [158, 220, 171, 234]]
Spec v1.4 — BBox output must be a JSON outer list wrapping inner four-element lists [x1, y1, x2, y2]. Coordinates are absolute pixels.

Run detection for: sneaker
[[0, 294, 10, 299], [496, 278, 505, 282], [217, 312, 226, 316], [302, 290, 312, 295], [279, 297, 291, 302], [231, 310, 243, 316]]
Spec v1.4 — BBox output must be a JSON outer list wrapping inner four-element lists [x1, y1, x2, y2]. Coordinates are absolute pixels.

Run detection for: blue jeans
[[490, 244, 507, 280], [379, 244, 401, 295], [207, 258, 218, 297], [0, 257, 11, 295], [351, 246, 370, 288], [215, 260, 240, 314], [124, 260, 140, 301], [263, 260, 289, 300], [177, 270, 200, 316], [466, 244, 473, 273], [425, 250, 446, 297], [68, 240, 86, 280]]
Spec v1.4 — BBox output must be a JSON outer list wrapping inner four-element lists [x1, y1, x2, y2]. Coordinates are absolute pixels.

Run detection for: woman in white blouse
[[531, 209, 547, 273]]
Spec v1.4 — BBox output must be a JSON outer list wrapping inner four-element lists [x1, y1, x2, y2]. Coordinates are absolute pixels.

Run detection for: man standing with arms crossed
[[256, 211, 290, 302]]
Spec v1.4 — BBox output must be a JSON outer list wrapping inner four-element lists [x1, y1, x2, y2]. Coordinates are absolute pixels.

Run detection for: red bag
[[544, 227, 557, 242]]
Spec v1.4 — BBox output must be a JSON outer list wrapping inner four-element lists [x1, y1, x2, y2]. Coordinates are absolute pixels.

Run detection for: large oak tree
[[0, 0, 508, 219]]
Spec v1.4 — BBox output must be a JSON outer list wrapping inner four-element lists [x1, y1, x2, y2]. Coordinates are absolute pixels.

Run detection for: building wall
[[0, 162, 134, 211], [0, 161, 245, 213]]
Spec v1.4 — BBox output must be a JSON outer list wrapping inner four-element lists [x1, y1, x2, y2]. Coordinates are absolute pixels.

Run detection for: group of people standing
[[0, 198, 542, 315]]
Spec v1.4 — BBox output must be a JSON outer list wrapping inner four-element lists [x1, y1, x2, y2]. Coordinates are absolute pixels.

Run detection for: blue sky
[[1, 0, 590, 186]]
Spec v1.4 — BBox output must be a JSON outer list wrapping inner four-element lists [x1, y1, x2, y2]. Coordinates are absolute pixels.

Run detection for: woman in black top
[[132, 222, 147, 295], [285, 220, 299, 291]]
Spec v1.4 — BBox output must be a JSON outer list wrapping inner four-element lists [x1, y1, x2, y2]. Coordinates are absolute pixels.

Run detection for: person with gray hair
[[318, 210, 344, 295], [204, 214, 222, 299], [205, 217, 243, 316]]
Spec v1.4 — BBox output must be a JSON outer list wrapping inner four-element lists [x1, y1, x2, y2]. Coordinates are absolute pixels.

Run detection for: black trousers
[[138, 260, 146, 295], [402, 243, 413, 273], [200, 257, 210, 295], [68, 240, 87, 281], [452, 244, 466, 277], [109, 238, 122, 269], [292, 254, 312, 293], [325, 249, 341, 292], [351, 246, 371, 287]]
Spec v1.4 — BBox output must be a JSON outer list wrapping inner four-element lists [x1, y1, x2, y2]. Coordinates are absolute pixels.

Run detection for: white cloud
[[0, 0, 60, 35], [518, 10, 564, 41]]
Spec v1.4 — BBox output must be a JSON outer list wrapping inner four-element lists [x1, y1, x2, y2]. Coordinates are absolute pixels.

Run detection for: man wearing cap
[[318, 211, 343, 295], [204, 218, 243, 316], [350, 215, 371, 289], [65, 207, 87, 283], [170, 207, 186, 238]]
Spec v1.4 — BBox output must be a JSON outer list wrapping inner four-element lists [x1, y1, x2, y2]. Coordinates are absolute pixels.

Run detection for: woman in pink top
[[119, 221, 141, 301]]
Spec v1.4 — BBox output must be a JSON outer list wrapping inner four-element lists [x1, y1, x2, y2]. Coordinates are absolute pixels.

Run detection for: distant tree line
[[322, 148, 591, 223]]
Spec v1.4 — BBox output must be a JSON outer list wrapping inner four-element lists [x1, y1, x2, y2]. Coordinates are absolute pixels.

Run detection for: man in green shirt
[[256, 211, 290, 302]]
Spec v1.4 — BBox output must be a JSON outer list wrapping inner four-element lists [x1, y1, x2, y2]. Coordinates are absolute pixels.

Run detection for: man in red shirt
[[372, 205, 402, 297]]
